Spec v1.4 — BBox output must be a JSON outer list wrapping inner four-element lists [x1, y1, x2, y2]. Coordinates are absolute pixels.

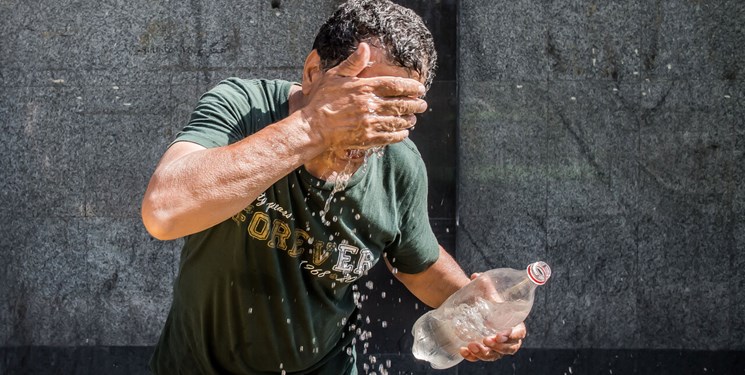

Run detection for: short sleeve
[[173, 79, 253, 149], [172, 79, 293, 149]]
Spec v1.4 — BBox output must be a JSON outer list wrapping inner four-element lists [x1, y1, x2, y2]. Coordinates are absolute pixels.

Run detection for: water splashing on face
[[321, 147, 385, 224]]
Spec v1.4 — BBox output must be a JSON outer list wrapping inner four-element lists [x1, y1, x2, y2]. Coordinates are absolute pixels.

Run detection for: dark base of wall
[[1, 347, 744, 374]]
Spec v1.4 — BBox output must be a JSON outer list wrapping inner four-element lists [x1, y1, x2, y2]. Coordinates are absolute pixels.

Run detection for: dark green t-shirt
[[151, 78, 440, 374]]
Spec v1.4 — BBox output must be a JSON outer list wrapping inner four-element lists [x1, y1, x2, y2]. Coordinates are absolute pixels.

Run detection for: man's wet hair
[[312, 0, 437, 90]]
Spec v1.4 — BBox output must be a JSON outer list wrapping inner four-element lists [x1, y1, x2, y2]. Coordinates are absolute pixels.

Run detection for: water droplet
[[354, 214, 361, 220], [381, 321, 388, 328]]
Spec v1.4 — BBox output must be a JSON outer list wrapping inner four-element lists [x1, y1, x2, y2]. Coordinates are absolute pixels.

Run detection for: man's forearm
[[141, 112, 323, 240], [392, 245, 470, 308]]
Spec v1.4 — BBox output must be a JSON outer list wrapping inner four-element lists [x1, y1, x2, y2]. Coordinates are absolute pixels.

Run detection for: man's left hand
[[459, 322, 526, 362]]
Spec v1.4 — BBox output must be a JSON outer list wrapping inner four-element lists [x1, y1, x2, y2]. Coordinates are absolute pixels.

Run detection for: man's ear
[[301, 50, 323, 95]]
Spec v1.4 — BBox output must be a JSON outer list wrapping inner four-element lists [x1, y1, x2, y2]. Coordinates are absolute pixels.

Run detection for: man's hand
[[299, 42, 428, 151], [459, 272, 527, 363], [459, 322, 526, 363]]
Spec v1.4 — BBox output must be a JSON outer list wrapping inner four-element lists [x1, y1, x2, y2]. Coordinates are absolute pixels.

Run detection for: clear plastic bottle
[[411, 261, 551, 369]]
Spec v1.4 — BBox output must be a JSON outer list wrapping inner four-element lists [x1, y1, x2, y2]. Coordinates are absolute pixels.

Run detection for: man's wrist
[[274, 110, 328, 160]]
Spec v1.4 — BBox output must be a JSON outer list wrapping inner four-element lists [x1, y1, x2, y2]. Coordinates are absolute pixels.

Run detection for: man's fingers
[[459, 347, 478, 362], [373, 97, 427, 116], [457, 323, 527, 364], [330, 42, 371, 77], [511, 322, 527, 339], [460, 345, 503, 362], [367, 115, 416, 133], [369, 76, 426, 98], [483, 324, 525, 356]]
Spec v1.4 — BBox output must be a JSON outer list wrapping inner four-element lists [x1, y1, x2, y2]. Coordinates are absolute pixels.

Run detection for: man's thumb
[[332, 42, 371, 77]]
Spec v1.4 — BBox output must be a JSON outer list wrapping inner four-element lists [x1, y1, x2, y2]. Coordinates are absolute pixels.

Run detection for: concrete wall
[[1, 0, 743, 373], [456, 0, 744, 372], [0, 0, 341, 371]]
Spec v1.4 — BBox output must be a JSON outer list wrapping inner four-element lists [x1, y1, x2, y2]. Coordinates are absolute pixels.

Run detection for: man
[[142, 1, 526, 373]]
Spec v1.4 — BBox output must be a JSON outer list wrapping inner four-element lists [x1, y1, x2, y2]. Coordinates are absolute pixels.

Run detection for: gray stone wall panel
[[459, 0, 549, 82], [458, 81, 549, 217], [547, 0, 642, 81], [3, 218, 91, 346], [459, 0, 743, 354], [546, 81, 639, 218], [543, 215, 638, 349], [640, 0, 745, 80], [1, 86, 87, 218], [85, 218, 180, 346], [0, 0, 327, 88]]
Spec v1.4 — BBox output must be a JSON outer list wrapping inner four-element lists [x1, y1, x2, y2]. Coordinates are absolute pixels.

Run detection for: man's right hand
[[298, 42, 428, 152]]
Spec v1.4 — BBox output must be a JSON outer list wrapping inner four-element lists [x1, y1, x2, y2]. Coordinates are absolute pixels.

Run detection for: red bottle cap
[[527, 261, 551, 285]]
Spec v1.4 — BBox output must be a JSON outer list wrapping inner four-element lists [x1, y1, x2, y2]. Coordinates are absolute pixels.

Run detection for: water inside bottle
[[412, 311, 464, 369], [412, 297, 533, 369]]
